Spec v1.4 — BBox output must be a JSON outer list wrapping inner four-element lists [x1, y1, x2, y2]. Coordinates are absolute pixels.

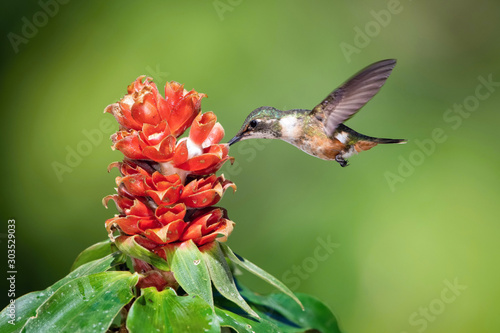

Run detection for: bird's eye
[[248, 120, 258, 129]]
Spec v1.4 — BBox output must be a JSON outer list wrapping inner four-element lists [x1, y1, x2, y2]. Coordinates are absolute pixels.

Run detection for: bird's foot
[[335, 155, 349, 167]]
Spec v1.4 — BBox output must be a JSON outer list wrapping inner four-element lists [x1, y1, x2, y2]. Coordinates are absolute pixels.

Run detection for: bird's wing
[[310, 59, 396, 137]]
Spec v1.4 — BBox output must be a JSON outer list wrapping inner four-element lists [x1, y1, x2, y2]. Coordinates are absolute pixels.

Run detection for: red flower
[[109, 160, 235, 209], [179, 207, 234, 246], [107, 77, 204, 135], [153, 207, 234, 259], [104, 199, 158, 236], [105, 77, 232, 174], [180, 174, 236, 208], [104, 77, 236, 259]]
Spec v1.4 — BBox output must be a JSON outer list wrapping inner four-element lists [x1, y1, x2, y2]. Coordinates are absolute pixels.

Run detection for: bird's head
[[228, 107, 283, 145]]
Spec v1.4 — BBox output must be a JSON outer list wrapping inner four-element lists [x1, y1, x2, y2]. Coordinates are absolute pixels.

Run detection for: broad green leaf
[[214, 293, 302, 333], [216, 307, 281, 333], [202, 243, 258, 319], [221, 244, 303, 310], [22, 271, 139, 333], [71, 239, 116, 271], [115, 235, 170, 271], [237, 284, 342, 333], [165, 240, 213, 308], [286, 293, 341, 333], [127, 287, 219, 333], [0, 253, 126, 333]]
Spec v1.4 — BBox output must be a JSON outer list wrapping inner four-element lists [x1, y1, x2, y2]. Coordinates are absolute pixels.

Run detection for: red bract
[[106, 77, 232, 171], [104, 77, 235, 262], [180, 207, 234, 246], [180, 175, 236, 208], [153, 207, 234, 259], [132, 258, 179, 291], [109, 161, 235, 208], [108, 76, 205, 135]]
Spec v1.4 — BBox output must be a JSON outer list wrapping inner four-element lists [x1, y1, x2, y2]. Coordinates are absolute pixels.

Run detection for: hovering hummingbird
[[227, 59, 407, 167]]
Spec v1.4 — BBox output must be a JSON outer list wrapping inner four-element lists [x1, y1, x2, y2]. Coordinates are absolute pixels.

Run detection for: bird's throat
[[279, 116, 302, 142]]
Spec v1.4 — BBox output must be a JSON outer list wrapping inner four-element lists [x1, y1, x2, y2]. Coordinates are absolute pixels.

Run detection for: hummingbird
[[227, 59, 407, 167]]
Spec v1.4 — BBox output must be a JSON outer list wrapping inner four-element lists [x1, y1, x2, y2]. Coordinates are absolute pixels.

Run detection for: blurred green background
[[1, 0, 499, 332]]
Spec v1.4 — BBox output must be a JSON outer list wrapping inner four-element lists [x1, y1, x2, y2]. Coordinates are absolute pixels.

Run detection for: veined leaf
[[237, 283, 342, 333], [22, 271, 138, 333], [216, 307, 281, 333], [127, 287, 219, 333], [214, 295, 301, 333], [0, 252, 126, 332], [220, 244, 303, 310], [71, 239, 116, 271], [165, 240, 213, 308], [115, 235, 170, 271], [202, 243, 259, 319]]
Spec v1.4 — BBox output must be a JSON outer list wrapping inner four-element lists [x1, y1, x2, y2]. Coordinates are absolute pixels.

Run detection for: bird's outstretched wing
[[310, 59, 396, 137]]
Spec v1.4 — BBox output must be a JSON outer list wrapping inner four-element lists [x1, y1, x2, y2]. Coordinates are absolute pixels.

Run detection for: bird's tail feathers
[[338, 124, 407, 145], [370, 137, 407, 144]]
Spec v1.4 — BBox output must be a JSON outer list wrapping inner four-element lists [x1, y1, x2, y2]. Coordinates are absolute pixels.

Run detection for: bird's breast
[[279, 116, 348, 160], [279, 116, 302, 139], [287, 133, 345, 160]]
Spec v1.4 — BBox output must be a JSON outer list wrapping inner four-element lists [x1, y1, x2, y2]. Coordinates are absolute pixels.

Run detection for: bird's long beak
[[227, 135, 242, 146]]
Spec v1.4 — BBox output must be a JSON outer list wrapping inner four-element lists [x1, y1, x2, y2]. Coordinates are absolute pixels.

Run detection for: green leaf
[[115, 235, 170, 271], [214, 292, 302, 333], [165, 240, 213, 308], [237, 284, 342, 333], [202, 243, 259, 319], [215, 307, 281, 333], [127, 287, 219, 333], [289, 293, 341, 333], [220, 244, 304, 311], [22, 271, 139, 333], [71, 239, 116, 271], [0, 252, 126, 332]]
